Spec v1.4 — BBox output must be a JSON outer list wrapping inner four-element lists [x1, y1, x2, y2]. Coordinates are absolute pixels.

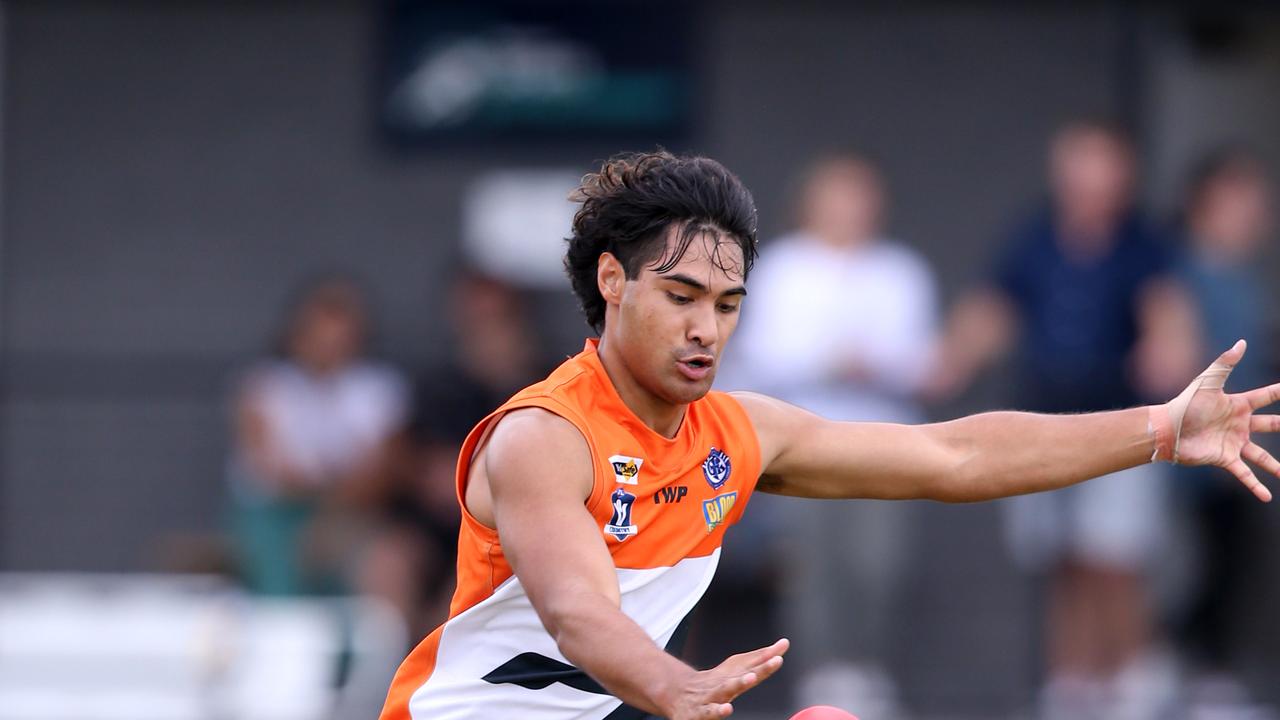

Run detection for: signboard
[[379, 1, 694, 143]]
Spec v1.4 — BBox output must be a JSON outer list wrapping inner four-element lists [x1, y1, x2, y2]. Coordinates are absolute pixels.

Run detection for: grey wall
[[0, 1, 607, 571], [2, 1, 444, 572], [4, 1, 1278, 713]]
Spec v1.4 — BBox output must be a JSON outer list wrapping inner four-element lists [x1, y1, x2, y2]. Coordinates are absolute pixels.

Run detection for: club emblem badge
[[702, 447, 732, 490]]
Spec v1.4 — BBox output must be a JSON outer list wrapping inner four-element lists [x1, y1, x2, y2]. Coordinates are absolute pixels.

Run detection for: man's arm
[[481, 408, 787, 719], [736, 341, 1278, 504]]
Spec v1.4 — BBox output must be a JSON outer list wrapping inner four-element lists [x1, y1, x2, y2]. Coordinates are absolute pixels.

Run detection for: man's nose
[[687, 302, 718, 348]]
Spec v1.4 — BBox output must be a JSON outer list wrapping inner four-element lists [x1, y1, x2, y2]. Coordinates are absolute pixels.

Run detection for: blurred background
[[2, 1, 1279, 719]]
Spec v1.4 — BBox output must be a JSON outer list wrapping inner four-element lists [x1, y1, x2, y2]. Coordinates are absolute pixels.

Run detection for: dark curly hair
[[565, 151, 759, 331]]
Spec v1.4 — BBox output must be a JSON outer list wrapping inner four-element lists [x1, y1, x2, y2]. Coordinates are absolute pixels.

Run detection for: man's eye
[[667, 292, 692, 305], [718, 303, 740, 314]]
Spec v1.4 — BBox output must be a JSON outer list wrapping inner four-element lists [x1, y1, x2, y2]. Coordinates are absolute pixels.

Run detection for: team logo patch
[[609, 455, 644, 485], [702, 447, 732, 490], [702, 492, 738, 532], [605, 487, 638, 541]]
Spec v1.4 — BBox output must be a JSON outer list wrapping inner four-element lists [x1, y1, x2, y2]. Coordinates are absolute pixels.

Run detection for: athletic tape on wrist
[[1149, 405, 1175, 463], [1150, 353, 1235, 463]]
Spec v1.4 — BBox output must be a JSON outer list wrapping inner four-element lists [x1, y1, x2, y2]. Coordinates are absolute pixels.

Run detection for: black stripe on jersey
[[481, 653, 609, 694], [482, 612, 695, 719]]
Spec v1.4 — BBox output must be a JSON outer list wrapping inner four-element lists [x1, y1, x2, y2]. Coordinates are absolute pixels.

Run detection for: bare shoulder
[[728, 391, 818, 431], [487, 407, 588, 461], [466, 407, 594, 527], [728, 391, 821, 472], [729, 390, 800, 417]]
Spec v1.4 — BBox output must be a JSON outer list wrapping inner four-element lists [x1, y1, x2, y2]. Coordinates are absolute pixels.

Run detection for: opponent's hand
[[660, 638, 789, 719], [1162, 340, 1279, 502]]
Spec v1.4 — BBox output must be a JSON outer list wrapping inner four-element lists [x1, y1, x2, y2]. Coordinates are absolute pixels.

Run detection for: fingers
[[728, 671, 759, 696], [1242, 444, 1279, 503], [1199, 339, 1247, 389], [1245, 382, 1280, 410], [1226, 457, 1273, 503], [686, 702, 734, 719], [748, 653, 785, 684], [710, 659, 782, 704], [736, 652, 785, 689], [698, 673, 751, 712], [1251, 415, 1280, 433], [1218, 339, 1247, 367], [703, 702, 733, 719], [727, 638, 790, 667], [703, 638, 789, 707], [1244, 442, 1280, 477]]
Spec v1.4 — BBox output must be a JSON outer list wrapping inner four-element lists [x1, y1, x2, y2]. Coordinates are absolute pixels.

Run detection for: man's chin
[[666, 375, 715, 404]]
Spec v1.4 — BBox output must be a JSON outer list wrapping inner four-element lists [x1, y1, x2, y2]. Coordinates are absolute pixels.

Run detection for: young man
[[380, 151, 1276, 720]]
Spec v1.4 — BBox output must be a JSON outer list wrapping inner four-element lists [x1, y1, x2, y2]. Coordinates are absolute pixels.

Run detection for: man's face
[[605, 226, 747, 406], [803, 163, 883, 247], [1049, 129, 1134, 235], [293, 303, 364, 374], [1195, 168, 1274, 258]]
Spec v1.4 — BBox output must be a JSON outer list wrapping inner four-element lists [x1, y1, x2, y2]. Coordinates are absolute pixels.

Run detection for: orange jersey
[[381, 339, 762, 719]]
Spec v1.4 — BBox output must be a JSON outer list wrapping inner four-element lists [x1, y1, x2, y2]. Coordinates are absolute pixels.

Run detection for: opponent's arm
[[737, 341, 1278, 504], [484, 409, 786, 719]]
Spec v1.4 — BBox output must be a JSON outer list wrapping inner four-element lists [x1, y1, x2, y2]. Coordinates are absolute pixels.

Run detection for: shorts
[[1002, 463, 1169, 572]]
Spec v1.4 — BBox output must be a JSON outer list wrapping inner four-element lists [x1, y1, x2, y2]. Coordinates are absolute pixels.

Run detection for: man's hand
[[660, 639, 789, 720], [1158, 339, 1280, 502]]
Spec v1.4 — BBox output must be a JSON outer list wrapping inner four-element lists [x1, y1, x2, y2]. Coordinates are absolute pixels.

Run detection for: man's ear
[[597, 252, 626, 304]]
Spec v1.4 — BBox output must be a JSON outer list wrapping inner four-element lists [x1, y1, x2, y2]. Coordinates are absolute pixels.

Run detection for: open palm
[[1174, 340, 1279, 502]]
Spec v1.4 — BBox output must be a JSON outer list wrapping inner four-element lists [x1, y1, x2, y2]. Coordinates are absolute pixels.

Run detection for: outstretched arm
[[482, 409, 788, 719], [737, 341, 1276, 504]]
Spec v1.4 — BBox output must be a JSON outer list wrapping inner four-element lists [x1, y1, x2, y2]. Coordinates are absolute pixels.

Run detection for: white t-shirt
[[237, 360, 408, 490], [724, 233, 938, 423]]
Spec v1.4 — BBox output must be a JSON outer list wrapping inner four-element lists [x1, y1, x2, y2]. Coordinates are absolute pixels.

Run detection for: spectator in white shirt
[[229, 278, 412, 611], [724, 153, 939, 718]]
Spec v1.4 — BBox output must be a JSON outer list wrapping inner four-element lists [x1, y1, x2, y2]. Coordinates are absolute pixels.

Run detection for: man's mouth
[[676, 354, 715, 381]]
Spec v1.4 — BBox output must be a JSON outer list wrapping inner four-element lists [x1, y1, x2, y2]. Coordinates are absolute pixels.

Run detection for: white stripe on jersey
[[408, 549, 721, 720]]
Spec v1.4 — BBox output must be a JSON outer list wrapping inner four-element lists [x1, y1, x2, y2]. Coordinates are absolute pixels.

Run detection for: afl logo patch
[[604, 487, 638, 541], [702, 447, 732, 490], [608, 455, 644, 485]]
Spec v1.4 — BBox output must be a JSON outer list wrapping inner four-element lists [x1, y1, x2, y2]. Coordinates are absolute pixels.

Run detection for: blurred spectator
[[930, 120, 1198, 719], [409, 272, 542, 443], [388, 272, 544, 632], [1171, 149, 1275, 712], [227, 278, 413, 612], [726, 153, 939, 718]]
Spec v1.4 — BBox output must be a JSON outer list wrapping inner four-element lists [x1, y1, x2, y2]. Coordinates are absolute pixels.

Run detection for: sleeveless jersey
[[380, 339, 762, 719]]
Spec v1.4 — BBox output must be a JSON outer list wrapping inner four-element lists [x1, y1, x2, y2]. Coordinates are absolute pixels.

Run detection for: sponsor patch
[[701, 491, 737, 533], [653, 485, 688, 504], [702, 447, 732, 490], [604, 487, 638, 541], [609, 455, 644, 485]]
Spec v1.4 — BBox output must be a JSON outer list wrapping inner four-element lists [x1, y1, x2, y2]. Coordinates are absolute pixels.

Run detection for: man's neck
[[1055, 214, 1120, 264], [595, 336, 686, 439]]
